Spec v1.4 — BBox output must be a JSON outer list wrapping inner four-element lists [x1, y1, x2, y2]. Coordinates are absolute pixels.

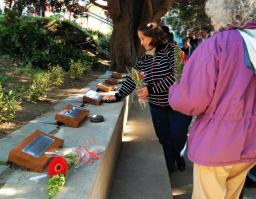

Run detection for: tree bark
[[106, 0, 175, 71], [110, 0, 136, 72]]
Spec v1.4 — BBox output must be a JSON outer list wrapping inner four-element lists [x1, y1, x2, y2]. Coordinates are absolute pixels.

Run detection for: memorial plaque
[[55, 104, 89, 128], [105, 78, 125, 85], [111, 72, 127, 79], [8, 130, 64, 172], [83, 90, 102, 105], [22, 135, 54, 158], [97, 82, 113, 92]]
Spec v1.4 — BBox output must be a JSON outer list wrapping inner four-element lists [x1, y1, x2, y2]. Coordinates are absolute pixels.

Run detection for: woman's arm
[[114, 58, 143, 101]]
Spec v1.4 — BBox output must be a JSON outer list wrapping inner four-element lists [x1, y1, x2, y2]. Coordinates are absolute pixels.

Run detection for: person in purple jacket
[[168, 0, 256, 198]]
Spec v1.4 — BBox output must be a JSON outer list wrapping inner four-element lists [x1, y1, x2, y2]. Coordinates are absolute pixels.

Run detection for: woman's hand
[[102, 95, 116, 102], [136, 87, 149, 100]]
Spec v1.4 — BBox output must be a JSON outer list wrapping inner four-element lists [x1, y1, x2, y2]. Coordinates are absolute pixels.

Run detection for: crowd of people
[[103, 0, 256, 198]]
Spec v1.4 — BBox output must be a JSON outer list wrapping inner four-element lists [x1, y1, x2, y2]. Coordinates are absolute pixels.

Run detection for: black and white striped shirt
[[116, 42, 176, 107]]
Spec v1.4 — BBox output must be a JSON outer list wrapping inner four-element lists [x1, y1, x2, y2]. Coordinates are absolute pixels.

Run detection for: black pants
[[149, 103, 192, 175]]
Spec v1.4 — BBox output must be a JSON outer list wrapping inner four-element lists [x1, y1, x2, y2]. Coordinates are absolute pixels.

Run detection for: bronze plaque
[[22, 135, 54, 158], [8, 130, 64, 172]]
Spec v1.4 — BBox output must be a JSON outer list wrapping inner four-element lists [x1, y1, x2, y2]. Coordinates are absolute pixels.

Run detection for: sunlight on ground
[[0, 122, 16, 133], [123, 121, 140, 142], [172, 187, 187, 196], [122, 135, 140, 142], [0, 187, 24, 196]]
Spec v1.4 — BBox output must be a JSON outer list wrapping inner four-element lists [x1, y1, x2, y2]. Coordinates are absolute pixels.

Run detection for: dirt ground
[[0, 70, 103, 137]]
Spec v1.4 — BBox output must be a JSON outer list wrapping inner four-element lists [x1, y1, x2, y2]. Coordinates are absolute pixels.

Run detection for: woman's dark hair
[[137, 22, 167, 48], [161, 25, 174, 43]]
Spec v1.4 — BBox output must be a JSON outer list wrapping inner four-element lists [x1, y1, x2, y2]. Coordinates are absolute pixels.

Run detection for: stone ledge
[[0, 71, 129, 199]]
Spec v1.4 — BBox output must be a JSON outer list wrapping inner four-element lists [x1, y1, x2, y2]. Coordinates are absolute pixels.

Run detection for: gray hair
[[206, 0, 256, 31]]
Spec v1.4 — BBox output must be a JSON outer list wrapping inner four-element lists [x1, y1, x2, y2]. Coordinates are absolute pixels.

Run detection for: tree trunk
[[108, 0, 175, 72], [110, 0, 136, 72]]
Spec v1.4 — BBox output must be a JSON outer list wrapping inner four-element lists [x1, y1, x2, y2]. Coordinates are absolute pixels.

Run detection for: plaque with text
[[83, 90, 102, 105], [111, 72, 128, 79], [105, 78, 125, 85], [97, 82, 113, 92], [55, 104, 89, 128], [8, 130, 64, 172], [22, 135, 54, 157]]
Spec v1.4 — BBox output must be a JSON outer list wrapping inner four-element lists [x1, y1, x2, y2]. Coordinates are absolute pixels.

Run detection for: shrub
[[14, 63, 34, 75], [68, 60, 89, 79], [0, 84, 18, 122], [26, 72, 51, 103], [0, 13, 87, 70], [48, 65, 64, 87]]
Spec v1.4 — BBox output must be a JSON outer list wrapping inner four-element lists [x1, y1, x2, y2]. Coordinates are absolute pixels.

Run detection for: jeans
[[149, 103, 192, 174]]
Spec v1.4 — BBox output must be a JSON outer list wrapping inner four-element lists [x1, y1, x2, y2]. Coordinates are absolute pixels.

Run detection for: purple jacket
[[169, 22, 256, 166]]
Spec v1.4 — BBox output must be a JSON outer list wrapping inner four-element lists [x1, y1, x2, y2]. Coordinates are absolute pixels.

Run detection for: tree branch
[[89, 0, 109, 10], [152, 0, 175, 22]]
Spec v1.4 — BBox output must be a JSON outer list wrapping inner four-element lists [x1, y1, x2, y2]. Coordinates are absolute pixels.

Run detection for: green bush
[[0, 84, 18, 122], [14, 63, 35, 75], [68, 60, 90, 79], [26, 72, 51, 103], [0, 12, 87, 70], [0, 74, 7, 83], [48, 65, 65, 87], [87, 29, 110, 57]]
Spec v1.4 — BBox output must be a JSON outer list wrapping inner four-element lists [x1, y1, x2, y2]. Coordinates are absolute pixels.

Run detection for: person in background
[[181, 37, 193, 57], [161, 25, 175, 44], [200, 26, 211, 41], [168, 0, 256, 198], [103, 22, 192, 177], [179, 37, 193, 64], [187, 31, 199, 49]]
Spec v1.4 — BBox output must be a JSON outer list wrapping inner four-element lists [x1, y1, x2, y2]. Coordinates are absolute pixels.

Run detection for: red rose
[[48, 157, 69, 177]]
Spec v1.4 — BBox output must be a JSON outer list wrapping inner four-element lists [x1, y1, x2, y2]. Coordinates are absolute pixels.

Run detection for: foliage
[[14, 63, 35, 75], [166, 0, 212, 37], [26, 72, 51, 103], [48, 65, 65, 87], [68, 59, 90, 79], [0, 11, 101, 70], [87, 29, 111, 58], [0, 74, 7, 83], [0, 84, 18, 122], [174, 45, 184, 81], [47, 174, 65, 199]]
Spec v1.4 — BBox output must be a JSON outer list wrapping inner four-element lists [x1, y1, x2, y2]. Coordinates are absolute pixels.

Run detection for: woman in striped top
[[103, 22, 192, 176]]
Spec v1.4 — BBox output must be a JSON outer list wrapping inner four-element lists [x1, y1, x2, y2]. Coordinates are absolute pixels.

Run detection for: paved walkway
[[110, 101, 256, 199], [110, 102, 171, 199]]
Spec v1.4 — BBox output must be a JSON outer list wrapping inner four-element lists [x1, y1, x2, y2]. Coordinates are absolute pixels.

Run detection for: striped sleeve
[[115, 57, 144, 100], [148, 44, 176, 94], [117, 76, 136, 99]]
